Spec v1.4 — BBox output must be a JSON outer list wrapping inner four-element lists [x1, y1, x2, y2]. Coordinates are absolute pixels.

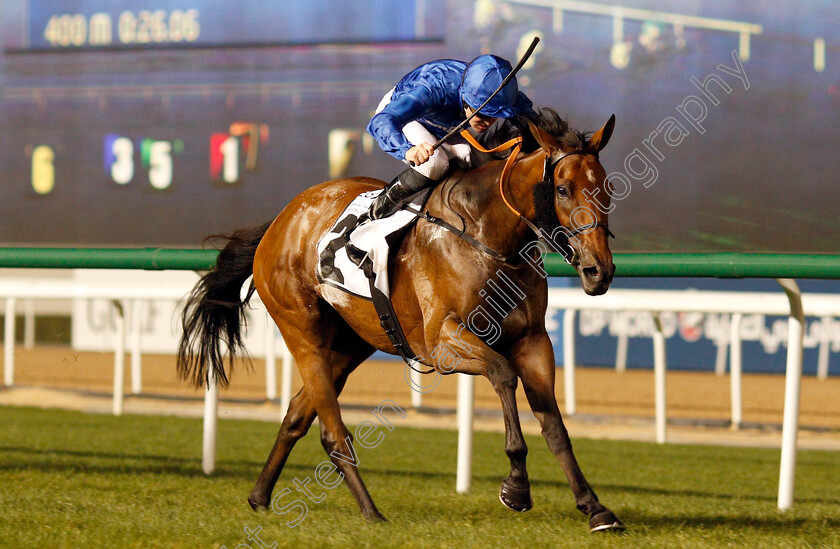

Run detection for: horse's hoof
[[363, 508, 387, 522], [589, 510, 625, 533], [499, 478, 533, 512], [247, 495, 270, 512]]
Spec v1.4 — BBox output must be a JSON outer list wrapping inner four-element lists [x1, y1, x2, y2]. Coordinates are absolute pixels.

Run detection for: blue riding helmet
[[460, 55, 520, 118]]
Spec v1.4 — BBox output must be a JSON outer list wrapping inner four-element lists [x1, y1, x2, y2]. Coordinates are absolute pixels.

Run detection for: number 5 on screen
[[142, 139, 173, 190]]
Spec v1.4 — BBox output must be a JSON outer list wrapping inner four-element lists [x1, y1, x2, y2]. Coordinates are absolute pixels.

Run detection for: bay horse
[[177, 109, 623, 532]]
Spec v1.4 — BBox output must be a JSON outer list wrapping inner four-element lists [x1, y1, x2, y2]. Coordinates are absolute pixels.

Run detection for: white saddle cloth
[[316, 190, 424, 299]]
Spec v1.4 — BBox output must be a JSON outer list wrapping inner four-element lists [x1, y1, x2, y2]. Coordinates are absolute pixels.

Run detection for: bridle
[[407, 130, 615, 265], [537, 149, 616, 239], [459, 130, 614, 261]]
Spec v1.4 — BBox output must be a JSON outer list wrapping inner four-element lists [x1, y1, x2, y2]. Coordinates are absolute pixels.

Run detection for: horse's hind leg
[[252, 295, 383, 520], [249, 387, 317, 510], [509, 332, 625, 533], [248, 319, 371, 509], [301, 350, 385, 521], [248, 341, 370, 509], [248, 339, 368, 511]]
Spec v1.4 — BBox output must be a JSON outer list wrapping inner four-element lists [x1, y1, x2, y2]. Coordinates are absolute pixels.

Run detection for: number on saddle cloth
[[318, 214, 361, 284]]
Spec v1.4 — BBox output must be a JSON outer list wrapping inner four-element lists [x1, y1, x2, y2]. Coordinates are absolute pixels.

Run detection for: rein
[[457, 129, 523, 216], [405, 131, 524, 264]]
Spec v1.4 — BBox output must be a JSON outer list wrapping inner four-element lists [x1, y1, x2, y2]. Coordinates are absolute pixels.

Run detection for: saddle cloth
[[316, 189, 428, 300]]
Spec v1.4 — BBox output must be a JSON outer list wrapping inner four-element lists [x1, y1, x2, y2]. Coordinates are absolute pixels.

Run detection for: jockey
[[365, 54, 536, 219]]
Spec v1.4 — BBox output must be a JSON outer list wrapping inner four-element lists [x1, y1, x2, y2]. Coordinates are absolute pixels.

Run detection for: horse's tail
[[177, 220, 273, 389]]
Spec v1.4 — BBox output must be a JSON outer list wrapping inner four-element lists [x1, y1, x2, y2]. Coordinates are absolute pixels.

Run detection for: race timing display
[[13, 0, 441, 51]]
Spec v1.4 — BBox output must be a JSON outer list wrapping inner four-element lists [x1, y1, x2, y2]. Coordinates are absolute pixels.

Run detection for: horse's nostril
[[582, 266, 600, 279]]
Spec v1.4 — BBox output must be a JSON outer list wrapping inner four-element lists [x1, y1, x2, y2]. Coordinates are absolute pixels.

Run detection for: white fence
[[0, 270, 294, 415]]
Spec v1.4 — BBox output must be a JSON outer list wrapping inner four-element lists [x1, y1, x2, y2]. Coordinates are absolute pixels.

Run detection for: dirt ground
[[6, 345, 840, 436]]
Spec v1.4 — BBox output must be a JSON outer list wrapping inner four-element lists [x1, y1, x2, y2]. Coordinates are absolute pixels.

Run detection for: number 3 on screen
[[105, 135, 135, 184]]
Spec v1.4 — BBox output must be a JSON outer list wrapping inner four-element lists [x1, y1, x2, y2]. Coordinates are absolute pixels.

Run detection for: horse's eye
[[557, 185, 568, 198]]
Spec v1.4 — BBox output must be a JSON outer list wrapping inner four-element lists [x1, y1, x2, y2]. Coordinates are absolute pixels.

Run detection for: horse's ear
[[589, 114, 616, 152], [528, 120, 559, 152]]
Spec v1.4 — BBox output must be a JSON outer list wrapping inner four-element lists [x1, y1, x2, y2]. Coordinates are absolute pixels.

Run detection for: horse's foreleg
[[493, 364, 533, 513], [510, 332, 625, 532], [437, 318, 532, 512]]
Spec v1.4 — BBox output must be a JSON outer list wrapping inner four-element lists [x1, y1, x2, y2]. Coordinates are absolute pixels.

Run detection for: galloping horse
[[177, 109, 624, 532]]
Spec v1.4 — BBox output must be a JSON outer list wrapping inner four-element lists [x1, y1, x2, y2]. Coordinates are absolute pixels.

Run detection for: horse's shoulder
[[422, 168, 469, 213]]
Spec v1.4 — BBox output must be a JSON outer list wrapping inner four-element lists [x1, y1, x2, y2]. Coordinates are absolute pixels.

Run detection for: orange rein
[[458, 130, 524, 219]]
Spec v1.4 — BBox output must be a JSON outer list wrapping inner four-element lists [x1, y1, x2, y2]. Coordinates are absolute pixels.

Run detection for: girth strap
[[359, 256, 434, 374]]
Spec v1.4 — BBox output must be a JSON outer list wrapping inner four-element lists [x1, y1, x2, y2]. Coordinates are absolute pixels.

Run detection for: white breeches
[[375, 88, 472, 180]]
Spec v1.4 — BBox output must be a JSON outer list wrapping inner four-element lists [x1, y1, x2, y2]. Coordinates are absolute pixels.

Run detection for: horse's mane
[[471, 107, 592, 167], [440, 108, 594, 238], [530, 108, 592, 152]]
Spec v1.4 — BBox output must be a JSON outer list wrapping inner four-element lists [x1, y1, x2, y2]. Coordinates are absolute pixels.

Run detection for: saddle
[[316, 186, 434, 368], [317, 187, 433, 296]]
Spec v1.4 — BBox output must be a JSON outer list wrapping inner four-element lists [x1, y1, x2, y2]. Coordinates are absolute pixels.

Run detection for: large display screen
[[0, 0, 836, 252]]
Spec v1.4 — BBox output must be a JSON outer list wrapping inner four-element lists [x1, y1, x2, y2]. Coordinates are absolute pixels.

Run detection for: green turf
[[1, 406, 839, 548]]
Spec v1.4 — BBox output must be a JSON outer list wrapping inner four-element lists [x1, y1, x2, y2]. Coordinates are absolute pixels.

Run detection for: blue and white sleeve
[[366, 91, 429, 161]]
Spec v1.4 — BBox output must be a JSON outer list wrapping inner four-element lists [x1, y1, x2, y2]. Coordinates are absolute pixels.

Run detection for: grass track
[[1, 406, 839, 548]]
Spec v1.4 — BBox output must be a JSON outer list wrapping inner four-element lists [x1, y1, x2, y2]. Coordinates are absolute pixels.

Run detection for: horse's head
[[528, 113, 617, 295]]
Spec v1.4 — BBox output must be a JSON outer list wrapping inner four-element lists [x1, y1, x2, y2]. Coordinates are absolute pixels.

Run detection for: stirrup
[[370, 169, 435, 220], [370, 181, 412, 220]]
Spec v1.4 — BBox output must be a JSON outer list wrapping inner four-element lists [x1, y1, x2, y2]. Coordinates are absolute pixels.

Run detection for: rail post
[[280, 336, 293, 418], [3, 297, 15, 386], [817, 315, 831, 380], [264, 312, 277, 401], [563, 308, 577, 415], [776, 278, 804, 511], [652, 312, 667, 444], [203, 368, 219, 475], [456, 373, 475, 493], [112, 300, 126, 416], [130, 299, 143, 395]]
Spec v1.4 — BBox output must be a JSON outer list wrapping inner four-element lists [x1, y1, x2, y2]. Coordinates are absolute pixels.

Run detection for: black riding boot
[[368, 169, 435, 220]]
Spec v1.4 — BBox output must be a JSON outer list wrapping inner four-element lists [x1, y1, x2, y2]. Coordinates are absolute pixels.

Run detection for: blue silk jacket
[[367, 59, 534, 161]]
